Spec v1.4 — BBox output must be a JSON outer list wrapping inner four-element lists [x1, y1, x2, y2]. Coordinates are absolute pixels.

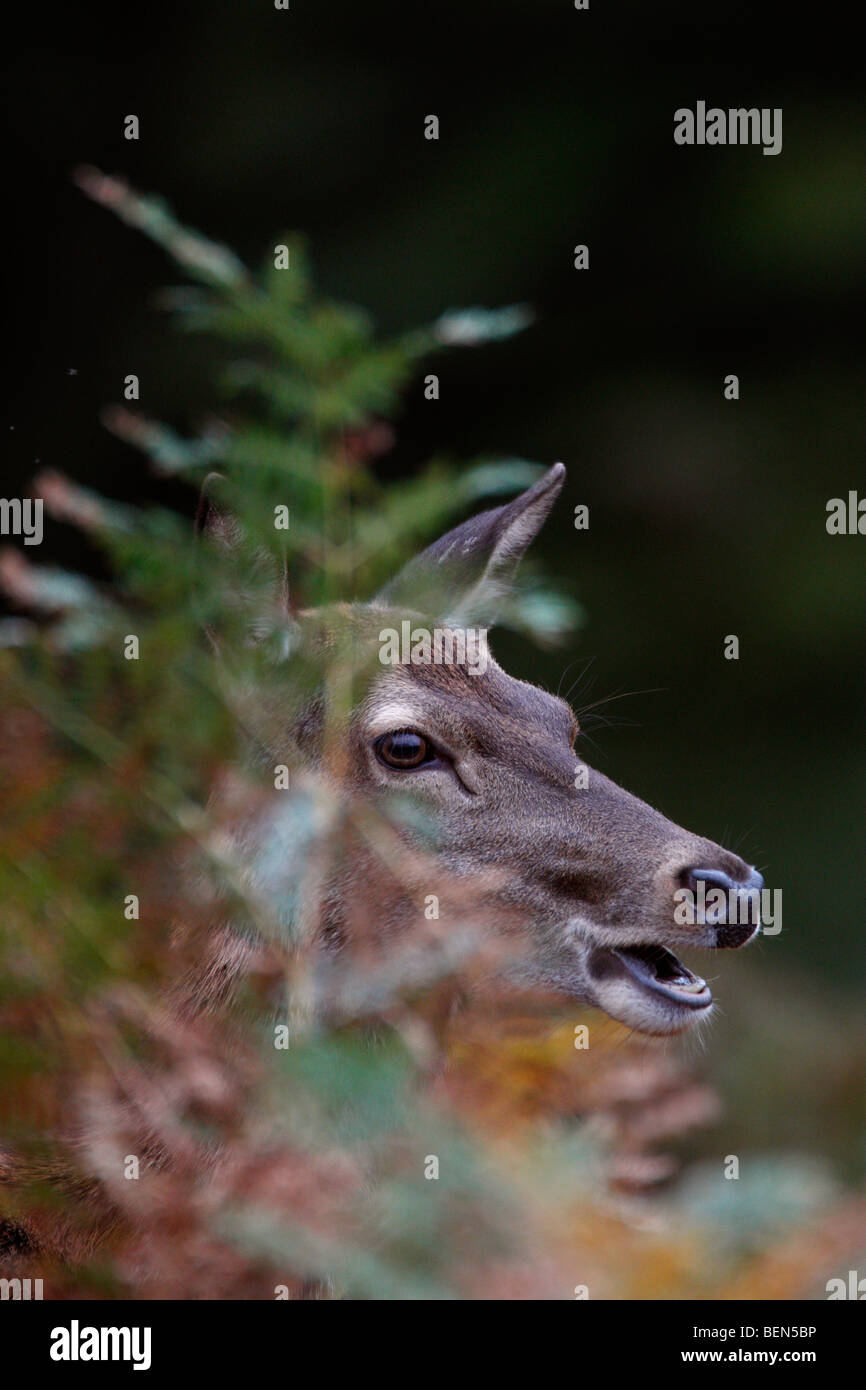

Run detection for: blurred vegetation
[[1, 176, 865, 1298]]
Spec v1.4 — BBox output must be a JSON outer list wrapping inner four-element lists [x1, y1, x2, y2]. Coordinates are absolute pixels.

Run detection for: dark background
[[3, 1, 864, 1015]]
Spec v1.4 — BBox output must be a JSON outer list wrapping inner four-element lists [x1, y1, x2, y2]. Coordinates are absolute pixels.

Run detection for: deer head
[[207, 463, 763, 1036]]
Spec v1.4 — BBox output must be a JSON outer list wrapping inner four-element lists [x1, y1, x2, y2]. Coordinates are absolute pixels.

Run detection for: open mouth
[[585, 938, 721, 1032], [610, 943, 712, 1012]]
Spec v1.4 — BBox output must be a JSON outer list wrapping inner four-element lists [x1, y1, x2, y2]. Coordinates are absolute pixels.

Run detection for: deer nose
[[679, 865, 764, 945]]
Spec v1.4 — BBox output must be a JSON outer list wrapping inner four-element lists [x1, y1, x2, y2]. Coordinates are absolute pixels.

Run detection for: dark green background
[[4, 1, 864, 1005]]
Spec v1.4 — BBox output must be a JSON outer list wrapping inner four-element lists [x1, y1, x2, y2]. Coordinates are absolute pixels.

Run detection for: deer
[[200, 458, 764, 1041], [0, 459, 765, 1289]]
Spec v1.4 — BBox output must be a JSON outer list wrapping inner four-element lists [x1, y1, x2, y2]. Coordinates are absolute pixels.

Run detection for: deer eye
[[375, 729, 437, 770]]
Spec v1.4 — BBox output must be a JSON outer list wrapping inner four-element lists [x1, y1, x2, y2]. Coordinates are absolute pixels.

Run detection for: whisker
[[573, 686, 666, 722]]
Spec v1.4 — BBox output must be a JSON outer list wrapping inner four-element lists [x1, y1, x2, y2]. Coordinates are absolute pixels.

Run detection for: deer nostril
[[678, 864, 764, 940], [680, 866, 764, 897]]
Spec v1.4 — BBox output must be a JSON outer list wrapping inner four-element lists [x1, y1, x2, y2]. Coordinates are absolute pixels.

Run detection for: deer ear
[[377, 462, 565, 625], [195, 473, 292, 652]]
